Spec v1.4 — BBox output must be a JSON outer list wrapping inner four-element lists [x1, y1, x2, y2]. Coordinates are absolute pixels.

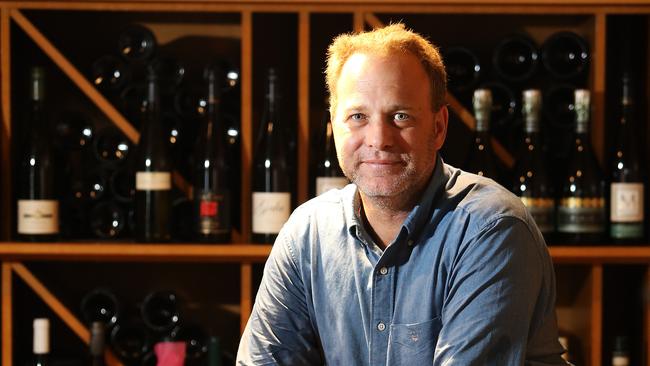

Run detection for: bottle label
[[316, 177, 348, 196], [520, 197, 555, 233], [33, 320, 50, 354], [612, 355, 630, 366], [252, 192, 291, 234], [610, 183, 644, 223], [136, 172, 171, 191], [198, 191, 230, 235], [557, 197, 605, 233], [17, 200, 59, 235]]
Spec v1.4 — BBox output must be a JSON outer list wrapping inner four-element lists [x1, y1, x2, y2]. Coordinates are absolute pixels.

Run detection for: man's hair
[[325, 23, 447, 113]]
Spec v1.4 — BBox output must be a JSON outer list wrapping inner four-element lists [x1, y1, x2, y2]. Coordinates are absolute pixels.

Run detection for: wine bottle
[[80, 288, 119, 327], [193, 64, 232, 242], [609, 72, 644, 241], [117, 24, 157, 62], [512, 90, 555, 237], [541, 31, 590, 81], [89, 321, 107, 366], [91, 54, 130, 95], [53, 110, 94, 150], [443, 46, 481, 94], [611, 335, 630, 366], [479, 81, 518, 130], [148, 57, 185, 96], [543, 83, 577, 129], [141, 290, 180, 335], [252, 68, 292, 244], [465, 89, 499, 180], [119, 82, 145, 128], [89, 201, 126, 239], [109, 320, 152, 363], [492, 34, 539, 83], [135, 65, 172, 242], [207, 336, 222, 366], [557, 89, 605, 244], [109, 167, 135, 203], [17, 67, 59, 242], [315, 108, 347, 196], [32, 318, 50, 366], [92, 127, 131, 168], [172, 324, 208, 365]]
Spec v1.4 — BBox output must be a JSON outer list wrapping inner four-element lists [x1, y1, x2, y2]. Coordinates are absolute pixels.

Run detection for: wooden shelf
[[0, 243, 272, 262], [1, 243, 650, 263], [549, 246, 650, 264]]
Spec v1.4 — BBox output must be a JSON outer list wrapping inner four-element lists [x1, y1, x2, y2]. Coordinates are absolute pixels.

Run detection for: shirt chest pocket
[[387, 317, 442, 365]]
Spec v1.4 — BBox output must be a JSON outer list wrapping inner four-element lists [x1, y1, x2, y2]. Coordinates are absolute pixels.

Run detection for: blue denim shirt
[[237, 158, 567, 365]]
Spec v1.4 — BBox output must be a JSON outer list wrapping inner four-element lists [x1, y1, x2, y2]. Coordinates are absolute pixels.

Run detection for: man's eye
[[350, 113, 364, 121], [394, 113, 409, 121]]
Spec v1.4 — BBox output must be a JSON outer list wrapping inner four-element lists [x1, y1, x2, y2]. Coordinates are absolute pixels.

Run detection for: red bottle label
[[200, 200, 218, 217]]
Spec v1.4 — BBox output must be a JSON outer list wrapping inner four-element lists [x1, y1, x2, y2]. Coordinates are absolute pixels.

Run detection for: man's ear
[[433, 105, 448, 151]]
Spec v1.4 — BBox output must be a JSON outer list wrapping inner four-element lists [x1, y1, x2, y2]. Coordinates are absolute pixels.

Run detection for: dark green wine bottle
[[513, 89, 555, 237]]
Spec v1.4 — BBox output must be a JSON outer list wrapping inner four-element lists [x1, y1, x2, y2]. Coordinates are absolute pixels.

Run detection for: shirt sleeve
[[236, 230, 323, 366], [434, 216, 568, 366]]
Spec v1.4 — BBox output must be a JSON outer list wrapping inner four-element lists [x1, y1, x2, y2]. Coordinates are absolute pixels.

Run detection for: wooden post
[[241, 10, 253, 242], [240, 262, 253, 334], [591, 264, 603, 366], [2, 263, 13, 366], [0, 6, 11, 241], [298, 11, 310, 204]]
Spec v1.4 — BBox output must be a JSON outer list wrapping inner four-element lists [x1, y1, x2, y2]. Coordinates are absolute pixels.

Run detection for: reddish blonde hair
[[325, 23, 447, 112]]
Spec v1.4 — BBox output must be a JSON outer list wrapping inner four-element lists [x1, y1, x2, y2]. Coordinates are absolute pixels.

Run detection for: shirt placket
[[369, 259, 394, 366]]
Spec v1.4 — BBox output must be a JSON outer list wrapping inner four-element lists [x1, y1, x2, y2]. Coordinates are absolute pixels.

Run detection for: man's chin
[[354, 181, 405, 198]]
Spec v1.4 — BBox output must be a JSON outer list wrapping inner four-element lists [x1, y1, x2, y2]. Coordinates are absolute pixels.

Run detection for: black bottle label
[[198, 191, 229, 235], [557, 197, 605, 233]]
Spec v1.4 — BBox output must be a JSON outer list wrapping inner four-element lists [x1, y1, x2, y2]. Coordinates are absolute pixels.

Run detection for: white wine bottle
[[252, 68, 292, 244]]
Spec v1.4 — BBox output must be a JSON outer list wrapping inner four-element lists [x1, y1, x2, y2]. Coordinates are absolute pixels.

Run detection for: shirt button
[[379, 267, 388, 275], [407, 239, 414, 246], [377, 322, 386, 331]]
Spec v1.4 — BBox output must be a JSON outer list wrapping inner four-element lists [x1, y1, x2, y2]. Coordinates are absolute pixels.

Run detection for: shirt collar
[[344, 154, 448, 245]]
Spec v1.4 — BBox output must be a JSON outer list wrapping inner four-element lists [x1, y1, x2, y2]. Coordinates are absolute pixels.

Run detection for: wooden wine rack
[[0, 1, 648, 365]]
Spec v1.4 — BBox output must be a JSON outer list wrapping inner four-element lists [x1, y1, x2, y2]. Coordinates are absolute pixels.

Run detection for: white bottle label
[[136, 172, 171, 191], [316, 177, 348, 196], [33, 318, 50, 354], [18, 200, 59, 235], [611, 183, 644, 222], [252, 192, 291, 234]]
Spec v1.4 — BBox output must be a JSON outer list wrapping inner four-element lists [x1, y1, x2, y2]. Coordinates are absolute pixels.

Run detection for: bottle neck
[[145, 78, 159, 112], [31, 77, 44, 102], [475, 115, 490, 132], [524, 116, 540, 134], [575, 117, 589, 135]]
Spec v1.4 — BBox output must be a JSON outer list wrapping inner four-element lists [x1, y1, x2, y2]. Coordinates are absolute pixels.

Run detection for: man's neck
[[359, 196, 411, 250]]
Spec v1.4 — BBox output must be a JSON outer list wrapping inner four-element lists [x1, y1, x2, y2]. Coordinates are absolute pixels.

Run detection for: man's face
[[331, 52, 447, 200]]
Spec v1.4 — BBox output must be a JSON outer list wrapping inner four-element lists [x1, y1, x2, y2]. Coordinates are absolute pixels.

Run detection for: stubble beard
[[344, 155, 425, 211]]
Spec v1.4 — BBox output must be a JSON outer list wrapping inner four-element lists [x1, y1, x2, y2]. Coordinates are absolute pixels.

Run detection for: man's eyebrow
[[389, 104, 414, 111]]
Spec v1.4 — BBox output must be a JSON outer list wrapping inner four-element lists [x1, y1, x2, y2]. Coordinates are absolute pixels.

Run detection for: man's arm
[[237, 231, 322, 365], [434, 216, 567, 366]]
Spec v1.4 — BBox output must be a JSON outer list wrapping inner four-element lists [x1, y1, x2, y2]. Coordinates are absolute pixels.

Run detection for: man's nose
[[364, 118, 394, 150]]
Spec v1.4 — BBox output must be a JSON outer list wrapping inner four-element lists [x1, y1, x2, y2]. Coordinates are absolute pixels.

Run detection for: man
[[237, 23, 567, 365]]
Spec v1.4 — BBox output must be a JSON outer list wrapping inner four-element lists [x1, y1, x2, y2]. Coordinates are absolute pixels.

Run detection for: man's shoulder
[[443, 164, 530, 230]]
